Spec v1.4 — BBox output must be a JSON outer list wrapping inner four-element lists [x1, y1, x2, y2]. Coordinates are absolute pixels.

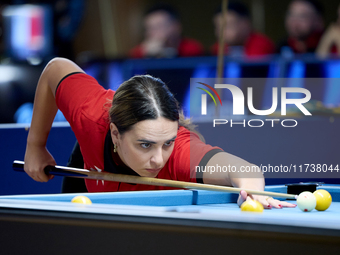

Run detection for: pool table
[[0, 184, 340, 255]]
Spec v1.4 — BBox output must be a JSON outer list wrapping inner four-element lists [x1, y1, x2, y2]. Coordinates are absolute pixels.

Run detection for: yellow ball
[[71, 195, 92, 205], [240, 199, 264, 213], [313, 189, 332, 211]]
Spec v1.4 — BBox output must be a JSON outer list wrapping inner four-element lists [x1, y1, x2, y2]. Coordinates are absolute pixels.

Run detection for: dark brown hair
[[109, 75, 203, 140]]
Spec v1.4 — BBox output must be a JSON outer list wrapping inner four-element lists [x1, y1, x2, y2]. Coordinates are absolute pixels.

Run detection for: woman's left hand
[[237, 190, 297, 209]]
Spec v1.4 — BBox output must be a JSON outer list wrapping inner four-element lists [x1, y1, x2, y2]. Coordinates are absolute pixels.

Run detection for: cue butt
[[12, 160, 88, 177]]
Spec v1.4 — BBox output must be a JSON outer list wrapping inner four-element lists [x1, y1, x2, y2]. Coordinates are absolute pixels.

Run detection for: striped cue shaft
[[13, 160, 297, 199]]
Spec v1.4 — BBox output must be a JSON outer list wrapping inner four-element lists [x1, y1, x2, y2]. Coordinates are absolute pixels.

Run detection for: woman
[[24, 58, 295, 209]]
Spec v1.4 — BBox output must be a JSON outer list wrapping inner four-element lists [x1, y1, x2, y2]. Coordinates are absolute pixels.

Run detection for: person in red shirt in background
[[129, 4, 204, 58], [211, 2, 275, 58], [278, 0, 324, 54]]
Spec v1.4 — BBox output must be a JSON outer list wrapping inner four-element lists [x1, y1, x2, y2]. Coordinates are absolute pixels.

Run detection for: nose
[[150, 147, 163, 168]]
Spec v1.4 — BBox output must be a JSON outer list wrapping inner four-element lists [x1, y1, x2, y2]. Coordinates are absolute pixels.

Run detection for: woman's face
[[110, 117, 178, 177], [285, 1, 321, 40]]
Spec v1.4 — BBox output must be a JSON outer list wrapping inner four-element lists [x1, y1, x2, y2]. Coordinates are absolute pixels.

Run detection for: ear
[[110, 123, 120, 144]]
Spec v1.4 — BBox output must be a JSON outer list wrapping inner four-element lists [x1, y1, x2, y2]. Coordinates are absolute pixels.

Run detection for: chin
[[140, 170, 159, 178]]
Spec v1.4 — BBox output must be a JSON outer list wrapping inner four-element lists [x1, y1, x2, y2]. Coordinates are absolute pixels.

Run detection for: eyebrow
[[137, 136, 177, 144]]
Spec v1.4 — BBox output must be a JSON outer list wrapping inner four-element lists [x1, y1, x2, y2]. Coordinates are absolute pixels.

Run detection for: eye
[[140, 143, 151, 149], [164, 140, 174, 147]]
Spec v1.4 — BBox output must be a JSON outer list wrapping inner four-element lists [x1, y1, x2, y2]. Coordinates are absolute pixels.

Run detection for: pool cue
[[215, 0, 228, 116], [216, 0, 228, 79], [13, 160, 297, 199], [98, 0, 118, 57]]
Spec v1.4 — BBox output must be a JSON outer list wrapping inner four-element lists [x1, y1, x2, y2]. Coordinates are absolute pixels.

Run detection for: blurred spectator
[[211, 2, 275, 57], [129, 4, 204, 58], [278, 0, 324, 54], [316, 3, 340, 58]]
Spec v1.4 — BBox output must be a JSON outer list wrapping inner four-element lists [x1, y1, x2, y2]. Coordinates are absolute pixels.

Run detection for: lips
[[145, 168, 162, 173]]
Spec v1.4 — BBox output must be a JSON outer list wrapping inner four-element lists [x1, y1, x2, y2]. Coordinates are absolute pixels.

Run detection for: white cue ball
[[297, 191, 317, 212]]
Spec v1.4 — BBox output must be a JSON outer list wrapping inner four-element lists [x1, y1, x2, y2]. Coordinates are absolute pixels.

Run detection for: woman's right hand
[[24, 143, 56, 182]]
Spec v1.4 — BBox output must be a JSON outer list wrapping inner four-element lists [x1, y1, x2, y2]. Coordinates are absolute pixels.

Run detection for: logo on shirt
[[90, 165, 105, 186]]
